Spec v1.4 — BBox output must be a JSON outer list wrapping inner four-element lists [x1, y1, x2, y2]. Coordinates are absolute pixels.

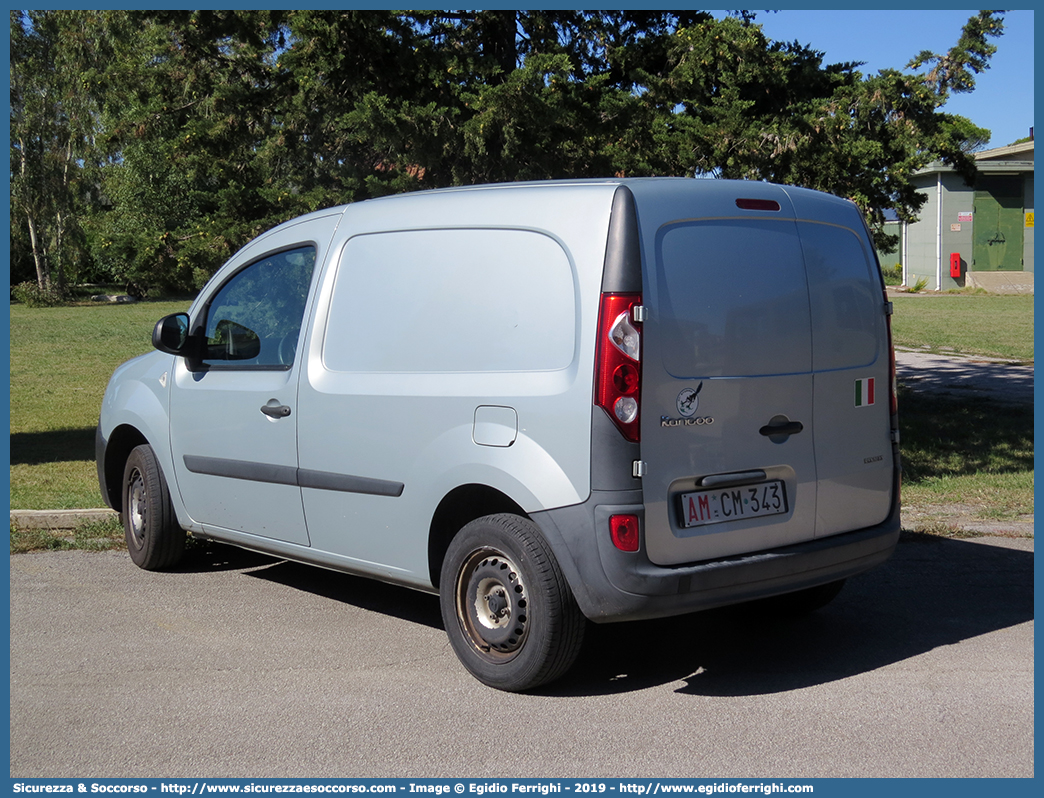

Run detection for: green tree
[[270, 10, 430, 206], [268, 10, 1006, 251], [84, 10, 289, 292], [634, 12, 1003, 248], [10, 10, 95, 291], [272, 11, 716, 197], [13, 10, 1004, 292]]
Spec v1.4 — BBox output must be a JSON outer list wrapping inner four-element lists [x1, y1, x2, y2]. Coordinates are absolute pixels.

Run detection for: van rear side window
[[323, 229, 576, 373], [799, 222, 881, 371]]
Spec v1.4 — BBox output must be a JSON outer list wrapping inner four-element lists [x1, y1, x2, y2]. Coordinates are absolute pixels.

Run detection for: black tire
[[440, 514, 585, 692], [122, 444, 185, 571]]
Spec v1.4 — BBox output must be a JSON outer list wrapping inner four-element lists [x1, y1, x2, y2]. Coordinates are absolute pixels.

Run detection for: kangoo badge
[[677, 382, 703, 417]]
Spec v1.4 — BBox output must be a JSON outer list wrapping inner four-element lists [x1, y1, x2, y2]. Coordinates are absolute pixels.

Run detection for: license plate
[[679, 480, 788, 529]]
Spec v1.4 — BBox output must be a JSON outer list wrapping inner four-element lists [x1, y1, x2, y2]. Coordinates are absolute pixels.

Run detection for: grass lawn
[[9, 516, 126, 554], [890, 294, 1034, 362], [8, 293, 1034, 547], [889, 294, 1033, 534], [897, 387, 1033, 534], [10, 299, 190, 510]]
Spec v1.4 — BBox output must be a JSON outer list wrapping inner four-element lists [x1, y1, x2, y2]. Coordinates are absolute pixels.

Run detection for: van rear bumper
[[531, 489, 900, 623]]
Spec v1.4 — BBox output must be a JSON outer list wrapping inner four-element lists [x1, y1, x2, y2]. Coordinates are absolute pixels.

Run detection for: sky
[[739, 8, 1035, 150]]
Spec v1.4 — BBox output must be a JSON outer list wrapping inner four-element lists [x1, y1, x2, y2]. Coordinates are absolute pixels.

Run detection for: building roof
[[914, 138, 1034, 179], [974, 139, 1034, 162]]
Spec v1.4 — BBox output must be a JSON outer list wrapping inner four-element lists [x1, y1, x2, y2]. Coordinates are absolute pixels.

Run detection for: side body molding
[[182, 455, 405, 497]]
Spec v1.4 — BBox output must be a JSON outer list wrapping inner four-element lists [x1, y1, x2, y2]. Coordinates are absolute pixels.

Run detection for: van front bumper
[[531, 489, 900, 623]]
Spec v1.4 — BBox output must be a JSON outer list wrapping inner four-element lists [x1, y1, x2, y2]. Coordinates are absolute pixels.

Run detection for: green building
[[901, 138, 1034, 293]]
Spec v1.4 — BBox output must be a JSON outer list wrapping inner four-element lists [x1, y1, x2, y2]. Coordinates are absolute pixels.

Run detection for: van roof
[[269, 177, 853, 235]]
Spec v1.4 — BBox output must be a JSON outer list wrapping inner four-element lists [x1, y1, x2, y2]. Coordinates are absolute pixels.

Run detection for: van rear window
[[655, 219, 812, 378], [323, 229, 576, 373]]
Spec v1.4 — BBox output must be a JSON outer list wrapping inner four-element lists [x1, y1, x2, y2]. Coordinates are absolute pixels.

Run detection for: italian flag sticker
[[855, 377, 876, 407]]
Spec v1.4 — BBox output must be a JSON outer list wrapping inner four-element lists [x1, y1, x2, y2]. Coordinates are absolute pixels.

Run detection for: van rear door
[[633, 181, 894, 568], [790, 191, 894, 537], [638, 183, 818, 566]]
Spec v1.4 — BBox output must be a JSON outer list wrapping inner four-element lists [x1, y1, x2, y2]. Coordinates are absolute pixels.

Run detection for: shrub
[[11, 281, 67, 307]]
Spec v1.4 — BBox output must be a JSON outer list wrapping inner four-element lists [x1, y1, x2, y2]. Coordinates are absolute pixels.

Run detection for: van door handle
[[700, 470, 767, 488], [260, 404, 292, 419], [760, 420, 803, 437]]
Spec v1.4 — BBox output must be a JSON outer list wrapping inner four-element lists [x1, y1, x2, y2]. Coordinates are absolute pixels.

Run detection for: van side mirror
[[152, 313, 189, 354], [152, 313, 205, 370]]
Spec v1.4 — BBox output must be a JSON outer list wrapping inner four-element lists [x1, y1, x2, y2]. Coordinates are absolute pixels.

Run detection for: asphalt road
[[895, 349, 1034, 405], [9, 532, 1033, 779]]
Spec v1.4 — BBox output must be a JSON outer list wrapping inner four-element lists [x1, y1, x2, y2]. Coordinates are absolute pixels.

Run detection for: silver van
[[97, 178, 900, 691]]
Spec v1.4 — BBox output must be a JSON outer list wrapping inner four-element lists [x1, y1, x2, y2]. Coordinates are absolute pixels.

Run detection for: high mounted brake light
[[595, 293, 642, 442], [736, 198, 781, 212]]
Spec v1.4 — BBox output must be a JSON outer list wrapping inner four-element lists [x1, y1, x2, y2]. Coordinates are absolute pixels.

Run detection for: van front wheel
[[122, 444, 185, 571], [440, 514, 585, 692]]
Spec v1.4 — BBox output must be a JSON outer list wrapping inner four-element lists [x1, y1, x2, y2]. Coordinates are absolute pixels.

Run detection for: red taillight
[[595, 293, 642, 442], [609, 514, 640, 552]]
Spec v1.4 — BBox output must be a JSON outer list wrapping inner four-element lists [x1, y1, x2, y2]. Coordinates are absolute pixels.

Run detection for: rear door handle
[[260, 404, 292, 419], [760, 420, 803, 437]]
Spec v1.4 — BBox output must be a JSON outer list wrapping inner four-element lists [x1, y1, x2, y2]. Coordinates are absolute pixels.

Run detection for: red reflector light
[[612, 362, 640, 394], [610, 514, 640, 552], [736, 198, 781, 211]]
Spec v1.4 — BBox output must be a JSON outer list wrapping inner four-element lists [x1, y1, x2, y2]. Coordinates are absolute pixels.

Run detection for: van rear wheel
[[440, 514, 585, 692], [122, 444, 185, 571]]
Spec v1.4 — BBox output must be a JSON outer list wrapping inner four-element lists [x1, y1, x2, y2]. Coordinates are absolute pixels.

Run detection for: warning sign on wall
[[958, 212, 973, 222], [1026, 212, 1034, 228]]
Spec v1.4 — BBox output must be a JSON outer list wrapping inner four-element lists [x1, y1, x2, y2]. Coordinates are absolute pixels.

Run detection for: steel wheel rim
[[454, 548, 529, 662], [127, 468, 147, 550]]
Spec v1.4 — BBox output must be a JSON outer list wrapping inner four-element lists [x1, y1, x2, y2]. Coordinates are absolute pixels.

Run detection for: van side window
[[202, 246, 317, 369]]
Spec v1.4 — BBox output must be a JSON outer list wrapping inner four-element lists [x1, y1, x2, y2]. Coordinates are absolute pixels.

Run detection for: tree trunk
[[26, 214, 49, 289]]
